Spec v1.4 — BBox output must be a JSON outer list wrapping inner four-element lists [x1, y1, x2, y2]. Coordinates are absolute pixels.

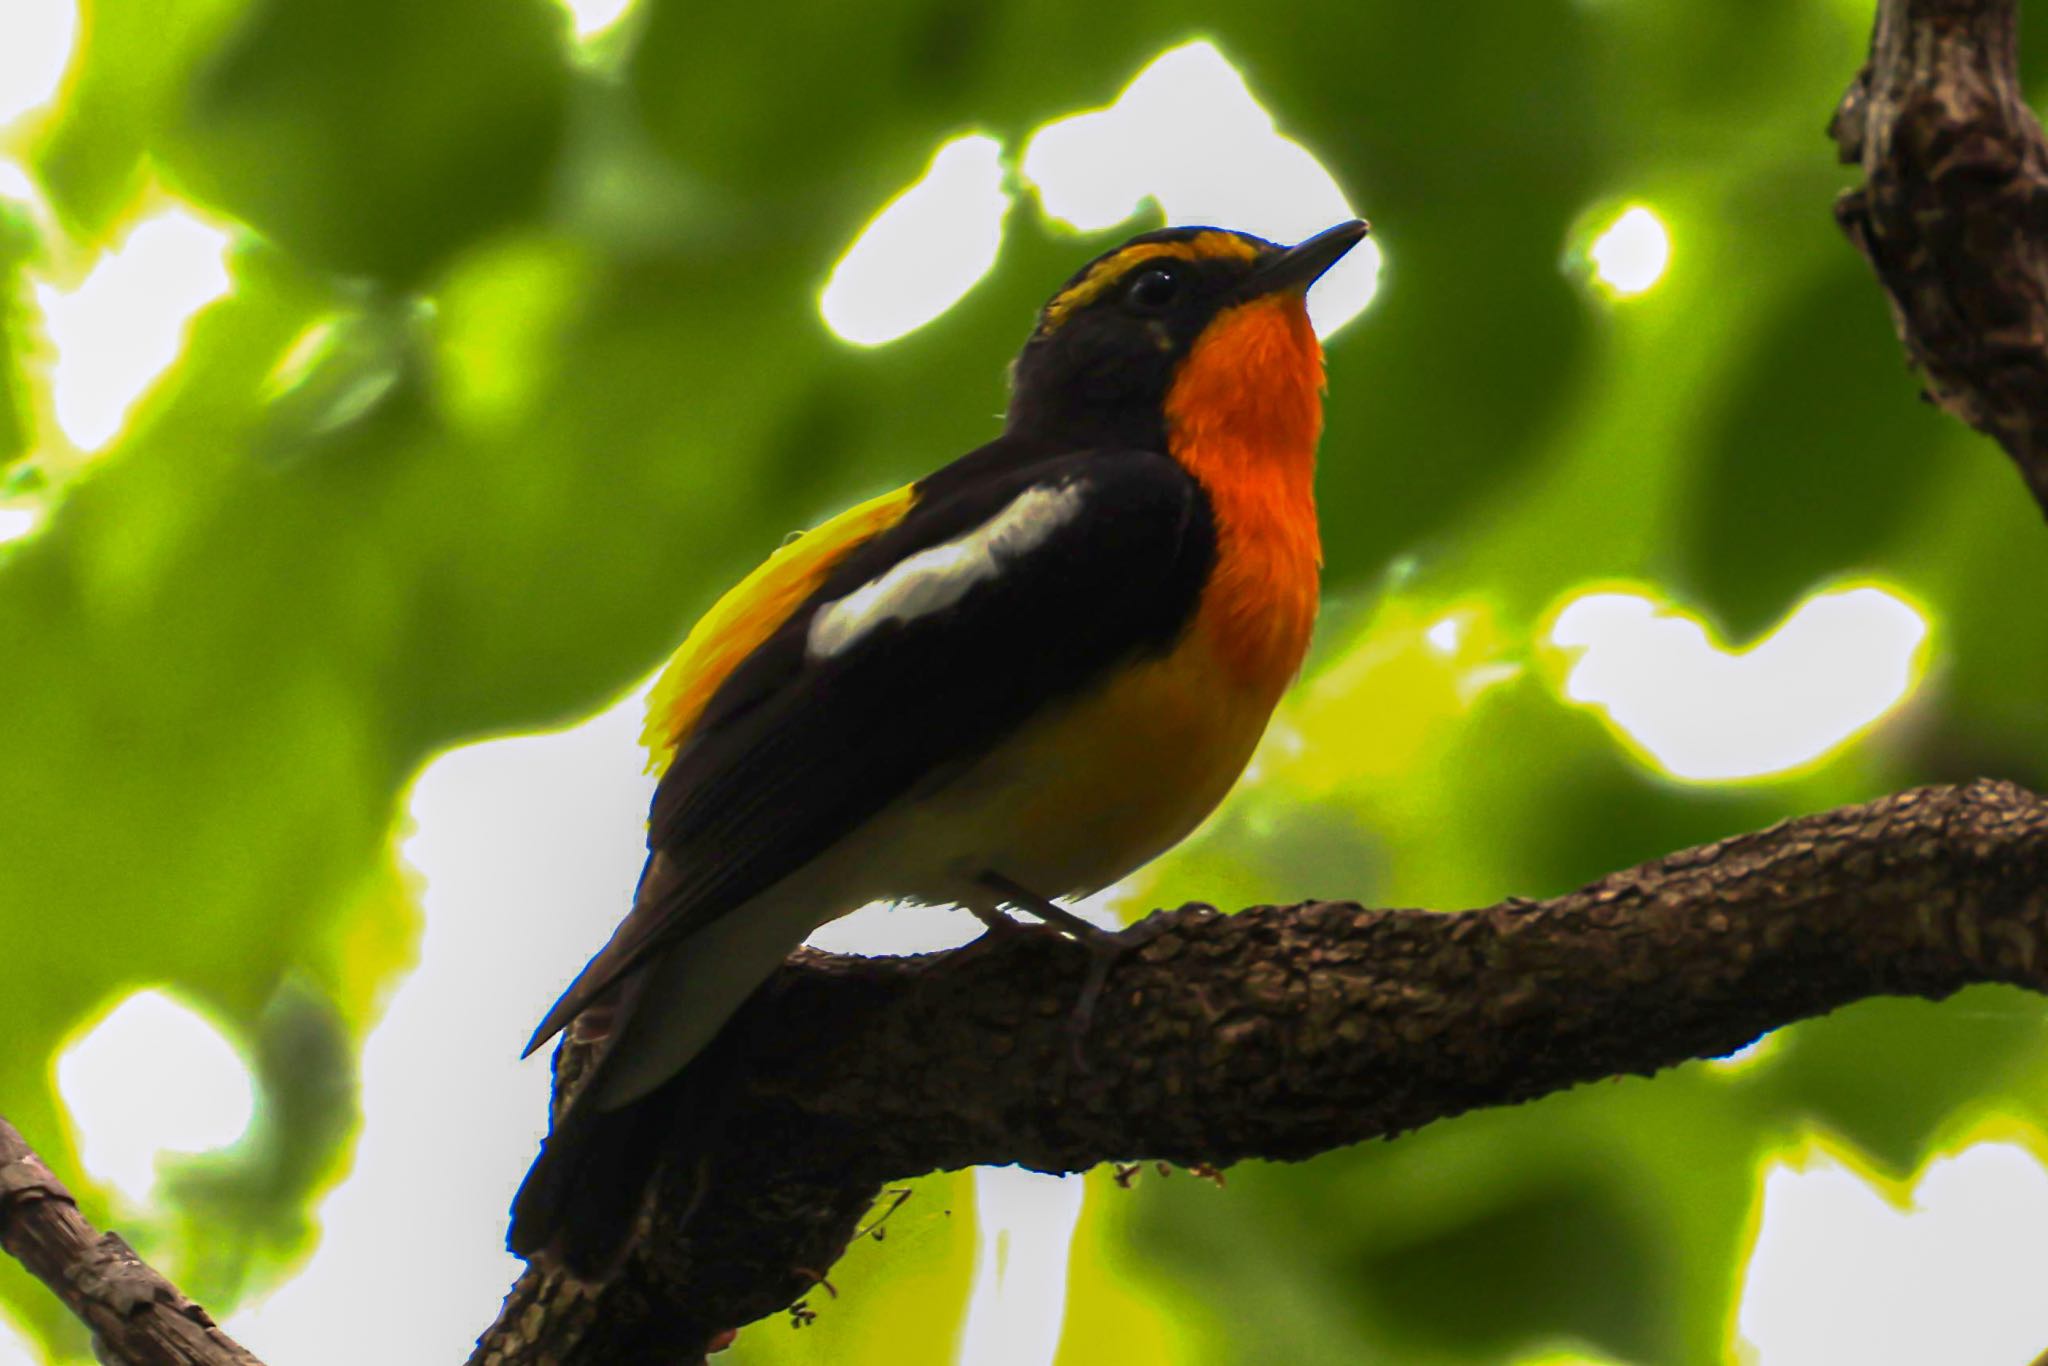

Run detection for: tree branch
[[473, 779, 2048, 1365], [1833, 0, 2048, 516], [0, 1117, 265, 1366], [22, 6, 2043, 1362]]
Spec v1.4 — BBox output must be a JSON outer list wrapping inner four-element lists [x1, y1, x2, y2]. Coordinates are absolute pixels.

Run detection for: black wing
[[526, 440, 1214, 1052], [662, 441, 1214, 905]]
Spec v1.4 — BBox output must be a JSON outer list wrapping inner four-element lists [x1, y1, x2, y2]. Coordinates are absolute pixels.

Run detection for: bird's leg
[[975, 871, 1117, 943], [963, 897, 1029, 938], [974, 870, 1163, 1069]]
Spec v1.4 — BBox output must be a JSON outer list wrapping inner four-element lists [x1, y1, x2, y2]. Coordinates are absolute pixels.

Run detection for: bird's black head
[[1006, 221, 1368, 449]]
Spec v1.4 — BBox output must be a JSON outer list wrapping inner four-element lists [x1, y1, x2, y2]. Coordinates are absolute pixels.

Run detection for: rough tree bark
[[1832, 0, 2048, 516], [6, 1, 2048, 1364], [0, 1117, 263, 1366], [462, 781, 2048, 1366]]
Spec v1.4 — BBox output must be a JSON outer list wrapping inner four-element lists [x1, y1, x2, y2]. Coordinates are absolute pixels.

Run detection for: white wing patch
[[807, 481, 1088, 659]]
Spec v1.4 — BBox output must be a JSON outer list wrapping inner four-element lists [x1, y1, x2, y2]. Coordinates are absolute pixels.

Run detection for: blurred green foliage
[[4, 0, 2048, 1362]]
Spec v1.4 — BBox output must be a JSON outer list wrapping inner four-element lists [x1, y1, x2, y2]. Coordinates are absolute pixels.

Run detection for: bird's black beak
[[1242, 219, 1371, 300]]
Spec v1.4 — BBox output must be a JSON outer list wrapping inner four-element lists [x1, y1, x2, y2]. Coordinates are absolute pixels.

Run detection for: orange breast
[[951, 623, 1291, 897], [1164, 294, 1325, 706]]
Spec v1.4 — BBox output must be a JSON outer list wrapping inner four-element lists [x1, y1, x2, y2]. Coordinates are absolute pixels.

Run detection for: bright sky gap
[[820, 40, 1381, 348], [1738, 1138, 2048, 1364], [0, 0, 76, 129], [54, 990, 255, 1205], [957, 1167, 1086, 1366], [1021, 40, 1380, 336], [1586, 204, 1671, 298], [0, 1306, 37, 1366], [820, 134, 1011, 347], [1547, 583, 1928, 782], [0, 507, 40, 545], [554, 0, 637, 42], [230, 692, 656, 1363], [37, 208, 234, 451]]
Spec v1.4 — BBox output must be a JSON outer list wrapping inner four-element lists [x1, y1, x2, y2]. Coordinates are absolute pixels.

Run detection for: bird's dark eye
[[1124, 268, 1180, 312]]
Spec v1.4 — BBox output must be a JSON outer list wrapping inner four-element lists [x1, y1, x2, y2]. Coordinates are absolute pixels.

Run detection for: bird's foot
[[1062, 916, 1171, 1071], [974, 871, 1167, 1070]]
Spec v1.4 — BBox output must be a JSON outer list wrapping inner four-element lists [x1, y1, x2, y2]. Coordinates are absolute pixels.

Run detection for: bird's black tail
[[508, 1079, 683, 1278], [508, 1016, 752, 1279]]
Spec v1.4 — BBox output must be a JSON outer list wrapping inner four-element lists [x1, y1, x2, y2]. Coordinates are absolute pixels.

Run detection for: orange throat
[[1163, 295, 1326, 697]]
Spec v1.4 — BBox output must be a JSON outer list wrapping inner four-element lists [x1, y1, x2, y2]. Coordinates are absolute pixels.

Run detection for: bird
[[509, 217, 1370, 1275]]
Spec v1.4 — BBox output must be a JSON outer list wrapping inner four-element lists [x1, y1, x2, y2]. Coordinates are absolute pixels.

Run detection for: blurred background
[[4, 0, 2048, 1362]]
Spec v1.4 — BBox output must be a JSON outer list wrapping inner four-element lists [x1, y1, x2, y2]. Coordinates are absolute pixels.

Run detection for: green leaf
[[163, 0, 572, 281]]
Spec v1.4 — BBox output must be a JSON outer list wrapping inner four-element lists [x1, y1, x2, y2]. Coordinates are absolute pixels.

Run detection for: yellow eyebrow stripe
[[1037, 232, 1261, 336], [640, 483, 918, 773]]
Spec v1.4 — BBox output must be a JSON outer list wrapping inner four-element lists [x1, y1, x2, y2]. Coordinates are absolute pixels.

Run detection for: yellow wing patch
[[1037, 232, 1263, 337], [640, 484, 918, 773]]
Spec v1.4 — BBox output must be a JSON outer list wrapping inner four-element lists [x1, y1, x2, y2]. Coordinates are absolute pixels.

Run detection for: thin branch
[[1832, 0, 2048, 516], [473, 779, 2048, 1365], [0, 1117, 264, 1366]]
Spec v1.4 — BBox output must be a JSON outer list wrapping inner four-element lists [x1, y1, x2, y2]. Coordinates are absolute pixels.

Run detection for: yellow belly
[[919, 626, 1284, 899]]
